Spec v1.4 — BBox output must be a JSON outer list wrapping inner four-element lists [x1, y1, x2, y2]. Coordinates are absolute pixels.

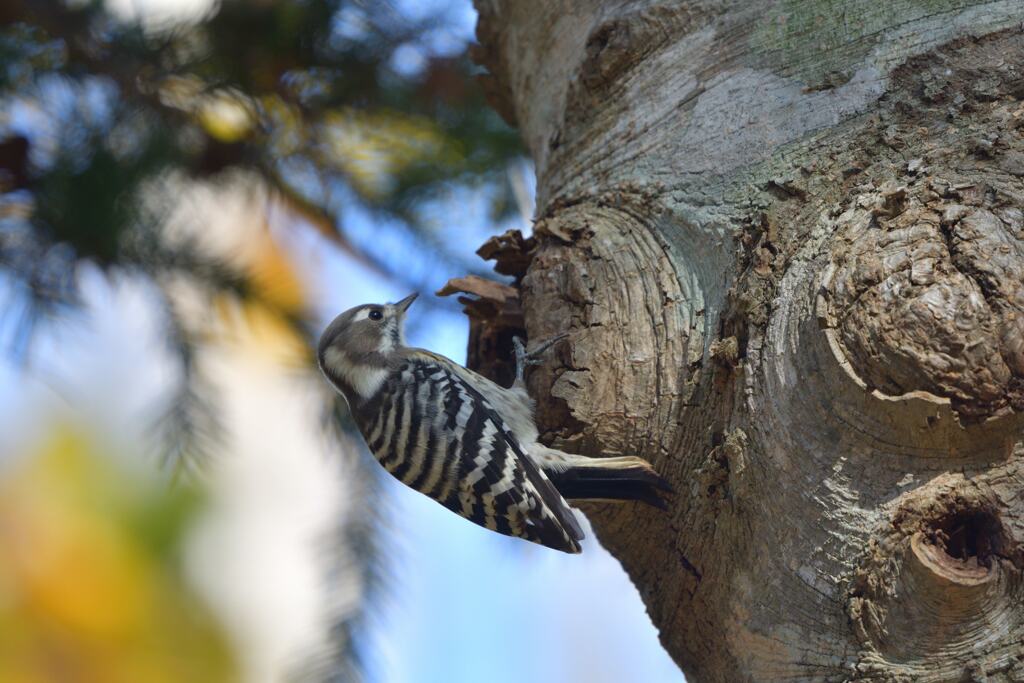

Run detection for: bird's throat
[[322, 347, 389, 400]]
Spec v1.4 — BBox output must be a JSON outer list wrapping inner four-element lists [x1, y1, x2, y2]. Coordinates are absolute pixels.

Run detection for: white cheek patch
[[323, 347, 388, 399]]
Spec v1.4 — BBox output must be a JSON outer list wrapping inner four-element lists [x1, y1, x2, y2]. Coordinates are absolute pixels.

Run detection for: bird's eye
[[368, 309, 383, 321]]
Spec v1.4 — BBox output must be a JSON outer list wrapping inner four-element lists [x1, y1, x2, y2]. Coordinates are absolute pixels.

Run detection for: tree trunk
[[465, 2, 1024, 681]]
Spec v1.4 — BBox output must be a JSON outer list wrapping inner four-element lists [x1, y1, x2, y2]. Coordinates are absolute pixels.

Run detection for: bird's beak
[[394, 292, 418, 314]]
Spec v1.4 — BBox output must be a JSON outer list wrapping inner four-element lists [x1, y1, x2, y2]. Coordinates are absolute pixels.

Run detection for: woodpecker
[[317, 293, 670, 553]]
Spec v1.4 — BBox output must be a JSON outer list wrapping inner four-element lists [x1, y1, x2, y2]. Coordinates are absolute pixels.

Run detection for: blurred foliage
[[0, 1, 522, 680], [0, 0, 521, 314], [0, 427, 237, 683]]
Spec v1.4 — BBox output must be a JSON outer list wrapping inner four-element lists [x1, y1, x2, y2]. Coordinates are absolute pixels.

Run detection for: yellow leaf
[[321, 107, 460, 197], [0, 428, 238, 683], [197, 90, 255, 143]]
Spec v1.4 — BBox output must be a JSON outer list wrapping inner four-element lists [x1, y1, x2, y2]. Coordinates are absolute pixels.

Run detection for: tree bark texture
[[462, 2, 1024, 681]]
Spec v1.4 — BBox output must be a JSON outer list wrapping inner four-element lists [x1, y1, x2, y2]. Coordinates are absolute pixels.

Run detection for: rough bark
[[462, 2, 1024, 681]]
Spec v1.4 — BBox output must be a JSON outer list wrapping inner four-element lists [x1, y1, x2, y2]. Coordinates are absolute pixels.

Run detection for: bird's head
[[317, 293, 417, 399]]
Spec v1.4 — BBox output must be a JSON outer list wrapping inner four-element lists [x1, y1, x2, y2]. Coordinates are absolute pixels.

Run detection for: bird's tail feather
[[547, 456, 671, 510]]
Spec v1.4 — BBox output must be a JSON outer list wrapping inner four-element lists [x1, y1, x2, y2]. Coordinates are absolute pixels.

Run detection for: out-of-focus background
[[0, 1, 682, 681]]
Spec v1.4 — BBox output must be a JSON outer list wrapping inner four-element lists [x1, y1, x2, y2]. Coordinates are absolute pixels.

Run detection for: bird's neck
[[320, 347, 391, 401]]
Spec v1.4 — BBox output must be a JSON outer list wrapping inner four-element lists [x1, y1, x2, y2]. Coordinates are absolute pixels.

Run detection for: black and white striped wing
[[357, 353, 583, 553]]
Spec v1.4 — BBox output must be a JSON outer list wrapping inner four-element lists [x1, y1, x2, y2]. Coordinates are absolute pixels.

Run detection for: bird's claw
[[513, 333, 569, 383]]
